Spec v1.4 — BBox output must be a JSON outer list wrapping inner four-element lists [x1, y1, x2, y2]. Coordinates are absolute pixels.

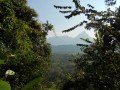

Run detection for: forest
[[0, 0, 120, 90]]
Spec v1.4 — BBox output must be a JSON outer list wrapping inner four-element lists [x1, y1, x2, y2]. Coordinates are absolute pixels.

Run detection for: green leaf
[[22, 77, 44, 90], [0, 80, 11, 90], [0, 60, 5, 64]]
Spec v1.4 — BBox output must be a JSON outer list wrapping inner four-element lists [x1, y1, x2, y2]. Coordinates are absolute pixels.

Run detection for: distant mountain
[[48, 36, 73, 45], [47, 31, 94, 45]]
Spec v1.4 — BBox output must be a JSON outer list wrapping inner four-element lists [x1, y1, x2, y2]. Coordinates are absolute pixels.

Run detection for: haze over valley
[[47, 31, 94, 54]]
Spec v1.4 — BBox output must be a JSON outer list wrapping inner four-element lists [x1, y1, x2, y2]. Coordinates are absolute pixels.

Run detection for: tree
[[0, 0, 53, 89], [54, 0, 120, 90]]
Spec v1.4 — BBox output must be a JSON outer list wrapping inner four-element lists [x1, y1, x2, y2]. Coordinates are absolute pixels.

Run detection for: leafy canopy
[[0, 0, 53, 89], [54, 0, 120, 90]]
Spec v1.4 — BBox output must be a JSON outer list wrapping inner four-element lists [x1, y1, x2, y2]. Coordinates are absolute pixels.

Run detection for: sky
[[27, 0, 120, 38]]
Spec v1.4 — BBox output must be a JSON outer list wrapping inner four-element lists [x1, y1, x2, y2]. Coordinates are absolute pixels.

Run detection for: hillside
[[51, 45, 81, 54]]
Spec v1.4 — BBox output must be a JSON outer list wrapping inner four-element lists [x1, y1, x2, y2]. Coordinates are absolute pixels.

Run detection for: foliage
[[105, 0, 117, 6], [46, 53, 75, 87], [0, 79, 11, 90], [54, 0, 120, 90], [22, 77, 59, 90], [0, 0, 53, 89], [54, 0, 117, 32], [22, 77, 44, 90], [62, 46, 120, 90]]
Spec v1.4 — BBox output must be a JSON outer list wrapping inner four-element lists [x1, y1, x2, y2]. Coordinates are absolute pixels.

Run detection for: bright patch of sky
[[27, 0, 120, 38]]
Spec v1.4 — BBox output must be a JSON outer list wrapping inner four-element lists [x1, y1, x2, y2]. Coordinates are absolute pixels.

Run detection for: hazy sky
[[27, 0, 120, 38]]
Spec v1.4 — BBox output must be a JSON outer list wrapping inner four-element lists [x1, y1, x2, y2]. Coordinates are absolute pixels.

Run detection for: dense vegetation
[[54, 0, 120, 90], [0, 0, 53, 90], [0, 0, 120, 90]]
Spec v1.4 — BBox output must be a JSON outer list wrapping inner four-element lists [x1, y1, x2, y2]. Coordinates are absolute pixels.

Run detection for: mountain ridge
[[47, 31, 94, 45]]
